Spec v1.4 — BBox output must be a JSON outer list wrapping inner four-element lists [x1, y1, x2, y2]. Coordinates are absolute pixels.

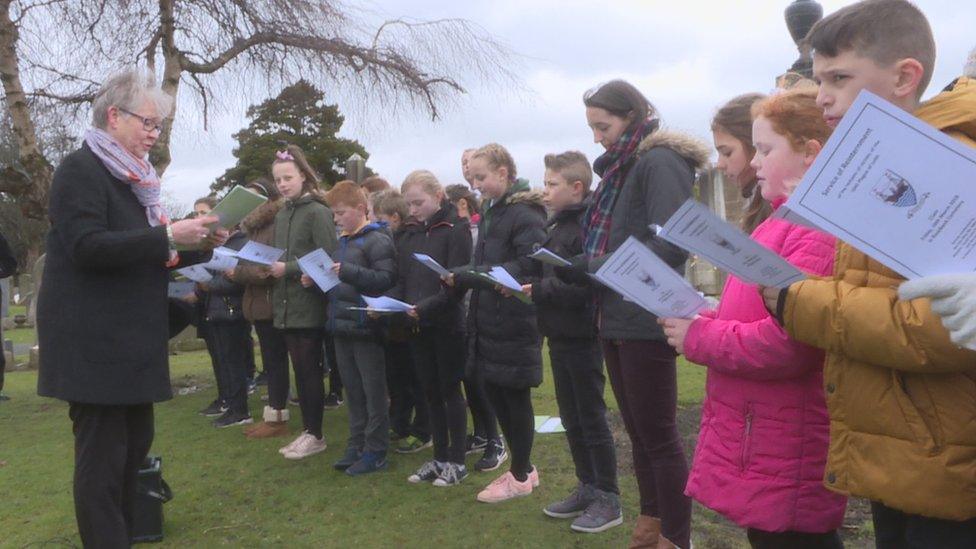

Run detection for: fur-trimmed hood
[[241, 198, 283, 234], [507, 189, 545, 208], [637, 128, 711, 171]]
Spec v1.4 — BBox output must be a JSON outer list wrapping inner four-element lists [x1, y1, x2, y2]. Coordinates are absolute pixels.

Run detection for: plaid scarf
[[582, 118, 658, 258], [84, 127, 168, 227]]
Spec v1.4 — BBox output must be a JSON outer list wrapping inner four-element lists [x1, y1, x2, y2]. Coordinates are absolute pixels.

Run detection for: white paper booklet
[[487, 266, 524, 293], [201, 247, 239, 271], [528, 247, 572, 267], [594, 236, 705, 318], [412, 253, 451, 277], [352, 295, 414, 313], [781, 90, 976, 279], [297, 249, 341, 293], [657, 199, 806, 288], [176, 264, 212, 283], [236, 241, 285, 266]]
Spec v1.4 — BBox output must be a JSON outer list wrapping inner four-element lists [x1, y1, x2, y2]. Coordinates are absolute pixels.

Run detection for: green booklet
[[177, 185, 267, 250]]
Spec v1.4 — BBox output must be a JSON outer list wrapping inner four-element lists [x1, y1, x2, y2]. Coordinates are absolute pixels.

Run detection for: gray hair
[[966, 46, 976, 78], [91, 69, 173, 129]]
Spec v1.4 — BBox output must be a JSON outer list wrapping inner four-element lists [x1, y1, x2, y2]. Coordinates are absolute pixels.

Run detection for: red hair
[[324, 180, 368, 209], [751, 89, 833, 151]]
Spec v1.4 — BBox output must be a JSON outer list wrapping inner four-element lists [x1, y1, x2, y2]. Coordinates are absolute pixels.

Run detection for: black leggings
[[254, 320, 289, 410], [323, 334, 343, 397], [464, 360, 498, 442], [412, 328, 467, 464], [283, 328, 324, 438], [484, 382, 534, 480]]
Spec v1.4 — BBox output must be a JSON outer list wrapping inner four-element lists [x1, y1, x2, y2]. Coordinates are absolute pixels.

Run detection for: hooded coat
[[781, 76, 976, 520], [454, 180, 547, 389], [327, 222, 397, 337], [234, 199, 282, 322], [586, 129, 711, 340]]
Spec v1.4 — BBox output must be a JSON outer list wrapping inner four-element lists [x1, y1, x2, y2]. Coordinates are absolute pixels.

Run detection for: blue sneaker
[[345, 451, 388, 476], [333, 446, 362, 471]]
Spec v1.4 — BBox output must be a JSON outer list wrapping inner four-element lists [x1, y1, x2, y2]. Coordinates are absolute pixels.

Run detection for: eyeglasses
[[118, 107, 163, 133]]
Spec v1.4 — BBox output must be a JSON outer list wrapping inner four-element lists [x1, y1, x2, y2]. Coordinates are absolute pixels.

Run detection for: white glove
[[899, 273, 976, 351]]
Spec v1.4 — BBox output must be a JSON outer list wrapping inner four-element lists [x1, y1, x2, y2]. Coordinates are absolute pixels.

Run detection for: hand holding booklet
[[776, 90, 976, 279], [201, 247, 239, 271], [297, 249, 340, 293], [656, 199, 806, 288], [594, 236, 705, 319], [528, 247, 572, 267], [412, 253, 451, 277], [176, 264, 212, 283], [177, 185, 267, 250]]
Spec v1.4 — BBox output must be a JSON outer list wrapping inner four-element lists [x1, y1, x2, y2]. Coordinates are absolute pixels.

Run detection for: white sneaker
[[283, 433, 327, 460], [279, 431, 309, 455]]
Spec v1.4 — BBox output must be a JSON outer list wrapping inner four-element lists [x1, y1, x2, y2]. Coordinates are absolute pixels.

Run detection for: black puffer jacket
[[529, 202, 596, 339], [587, 129, 710, 341], [393, 203, 472, 331], [327, 222, 397, 337], [454, 181, 547, 389]]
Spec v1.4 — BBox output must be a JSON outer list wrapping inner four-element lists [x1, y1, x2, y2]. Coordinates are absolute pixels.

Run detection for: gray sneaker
[[570, 490, 623, 533], [543, 483, 596, 519]]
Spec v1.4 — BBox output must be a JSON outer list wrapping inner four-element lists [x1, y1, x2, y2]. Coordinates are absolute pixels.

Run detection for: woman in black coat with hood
[[447, 144, 547, 503]]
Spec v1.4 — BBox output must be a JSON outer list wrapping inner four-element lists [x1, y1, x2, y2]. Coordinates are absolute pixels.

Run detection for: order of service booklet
[[775, 90, 976, 279]]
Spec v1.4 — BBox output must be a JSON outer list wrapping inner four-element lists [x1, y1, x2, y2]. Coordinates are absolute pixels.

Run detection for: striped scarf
[[84, 127, 168, 227], [582, 118, 658, 258]]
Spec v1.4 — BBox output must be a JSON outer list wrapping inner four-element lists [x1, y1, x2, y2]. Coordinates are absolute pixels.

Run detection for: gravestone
[[27, 255, 44, 329]]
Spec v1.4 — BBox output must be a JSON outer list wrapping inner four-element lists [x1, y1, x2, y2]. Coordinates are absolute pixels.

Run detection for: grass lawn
[[0, 346, 873, 548]]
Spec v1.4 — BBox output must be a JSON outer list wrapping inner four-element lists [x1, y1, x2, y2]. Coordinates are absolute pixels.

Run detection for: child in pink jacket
[[661, 89, 847, 548]]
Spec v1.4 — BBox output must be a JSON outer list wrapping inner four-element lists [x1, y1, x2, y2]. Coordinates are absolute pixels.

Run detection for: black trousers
[[872, 501, 976, 549], [210, 320, 251, 415], [747, 528, 844, 549], [323, 334, 343, 397], [69, 402, 154, 549], [549, 337, 617, 494], [387, 340, 430, 441], [254, 320, 289, 410], [484, 382, 534, 479], [284, 328, 324, 438], [411, 328, 467, 464], [0, 345, 5, 394]]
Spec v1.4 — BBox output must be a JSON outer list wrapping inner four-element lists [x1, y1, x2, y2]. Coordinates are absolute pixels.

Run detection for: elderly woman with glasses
[[36, 69, 226, 548]]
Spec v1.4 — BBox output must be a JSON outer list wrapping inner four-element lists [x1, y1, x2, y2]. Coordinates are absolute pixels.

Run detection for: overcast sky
[[161, 0, 976, 206]]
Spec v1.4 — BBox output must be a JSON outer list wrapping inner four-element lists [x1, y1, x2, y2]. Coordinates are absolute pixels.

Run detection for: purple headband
[[275, 150, 294, 162]]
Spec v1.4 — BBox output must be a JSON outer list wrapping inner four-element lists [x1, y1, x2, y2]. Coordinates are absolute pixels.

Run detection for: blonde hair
[[472, 143, 517, 183], [372, 189, 408, 221], [400, 169, 443, 197]]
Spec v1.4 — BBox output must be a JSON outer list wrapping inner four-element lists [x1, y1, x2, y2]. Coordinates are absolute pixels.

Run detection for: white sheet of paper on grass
[[236, 241, 285, 266], [297, 248, 340, 293], [656, 199, 806, 288], [594, 236, 705, 318], [534, 416, 566, 434]]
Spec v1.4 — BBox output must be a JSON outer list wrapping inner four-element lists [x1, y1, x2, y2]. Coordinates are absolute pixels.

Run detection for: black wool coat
[[37, 144, 209, 405], [454, 183, 547, 389]]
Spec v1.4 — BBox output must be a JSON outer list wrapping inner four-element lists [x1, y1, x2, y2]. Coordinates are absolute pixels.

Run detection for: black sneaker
[[433, 463, 468, 487], [570, 490, 623, 533], [323, 393, 343, 410], [475, 439, 508, 472], [212, 410, 254, 428], [544, 483, 595, 519], [407, 460, 442, 484], [199, 399, 227, 417], [333, 446, 363, 471], [465, 435, 488, 455]]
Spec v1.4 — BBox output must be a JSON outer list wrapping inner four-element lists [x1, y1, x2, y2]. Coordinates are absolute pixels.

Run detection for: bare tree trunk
[[0, 0, 52, 219], [150, 0, 180, 174]]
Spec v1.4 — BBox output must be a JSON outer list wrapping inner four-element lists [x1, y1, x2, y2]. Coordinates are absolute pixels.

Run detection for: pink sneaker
[[476, 471, 533, 503], [528, 466, 540, 488]]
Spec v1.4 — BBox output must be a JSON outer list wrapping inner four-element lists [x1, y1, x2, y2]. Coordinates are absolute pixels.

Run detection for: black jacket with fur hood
[[587, 128, 710, 340], [454, 180, 547, 389]]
